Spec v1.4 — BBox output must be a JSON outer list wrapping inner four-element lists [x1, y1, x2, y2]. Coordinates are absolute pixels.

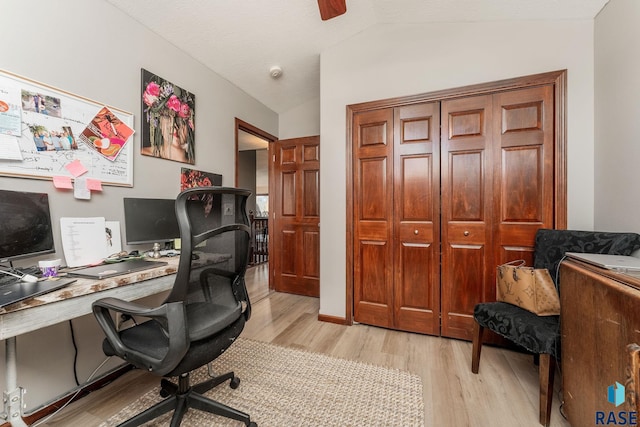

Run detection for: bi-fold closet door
[[353, 85, 555, 339]]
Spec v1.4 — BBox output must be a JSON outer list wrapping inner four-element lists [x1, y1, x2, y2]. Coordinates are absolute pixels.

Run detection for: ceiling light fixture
[[269, 66, 283, 79]]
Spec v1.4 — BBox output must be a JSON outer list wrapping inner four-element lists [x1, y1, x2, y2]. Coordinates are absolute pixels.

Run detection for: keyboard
[[0, 266, 42, 286], [18, 266, 42, 277], [0, 274, 21, 287]]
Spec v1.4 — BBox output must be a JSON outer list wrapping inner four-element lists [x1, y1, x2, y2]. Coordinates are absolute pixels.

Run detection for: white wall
[[594, 0, 640, 232], [279, 96, 320, 139], [0, 0, 277, 411], [319, 21, 596, 318]]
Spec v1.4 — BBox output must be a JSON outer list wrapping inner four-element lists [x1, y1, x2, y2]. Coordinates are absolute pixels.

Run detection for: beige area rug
[[101, 338, 424, 426]]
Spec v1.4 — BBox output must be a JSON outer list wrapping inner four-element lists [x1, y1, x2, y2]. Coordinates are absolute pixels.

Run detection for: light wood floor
[[37, 264, 570, 427]]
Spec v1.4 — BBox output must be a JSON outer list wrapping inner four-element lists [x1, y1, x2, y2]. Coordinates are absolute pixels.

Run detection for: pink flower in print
[[167, 95, 181, 112], [146, 81, 160, 96], [178, 103, 190, 118], [143, 90, 158, 107]]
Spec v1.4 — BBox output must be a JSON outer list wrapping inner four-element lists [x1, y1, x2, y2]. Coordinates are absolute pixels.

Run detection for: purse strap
[[500, 259, 526, 267]]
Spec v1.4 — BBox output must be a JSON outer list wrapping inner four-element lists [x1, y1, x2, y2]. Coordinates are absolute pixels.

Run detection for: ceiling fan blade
[[317, 0, 347, 21]]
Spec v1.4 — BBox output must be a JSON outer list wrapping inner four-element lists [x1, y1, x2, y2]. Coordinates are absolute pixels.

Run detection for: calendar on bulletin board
[[0, 69, 134, 187]]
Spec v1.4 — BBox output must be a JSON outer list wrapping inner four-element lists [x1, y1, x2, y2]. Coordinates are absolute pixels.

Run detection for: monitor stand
[[150, 242, 162, 259], [146, 242, 180, 258]]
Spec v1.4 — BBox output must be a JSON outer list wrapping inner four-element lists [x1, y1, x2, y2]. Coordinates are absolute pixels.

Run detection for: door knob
[[414, 230, 419, 235], [463, 231, 470, 236]]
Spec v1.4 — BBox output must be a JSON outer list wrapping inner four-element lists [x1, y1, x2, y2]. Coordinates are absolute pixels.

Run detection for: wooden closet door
[[492, 85, 555, 268], [353, 108, 395, 328], [440, 85, 556, 340], [393, 103, 441, 335], [440, 95, 494, 340]]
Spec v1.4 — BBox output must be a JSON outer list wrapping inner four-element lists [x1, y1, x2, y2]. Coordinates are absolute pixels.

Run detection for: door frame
[[345, 70, 568, 325], [234, 118, 277, 289]]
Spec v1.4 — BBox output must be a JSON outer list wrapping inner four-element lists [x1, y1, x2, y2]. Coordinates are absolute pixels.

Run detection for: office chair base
[[117, 372, 255, 427]]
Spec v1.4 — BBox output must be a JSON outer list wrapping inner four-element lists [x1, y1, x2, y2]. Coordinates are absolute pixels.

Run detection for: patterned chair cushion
[[475, 229, 640, 356], [474, 302, 560, 356]]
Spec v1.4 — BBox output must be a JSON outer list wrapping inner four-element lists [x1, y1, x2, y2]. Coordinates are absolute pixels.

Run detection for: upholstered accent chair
[[471, 229, 640, 426]]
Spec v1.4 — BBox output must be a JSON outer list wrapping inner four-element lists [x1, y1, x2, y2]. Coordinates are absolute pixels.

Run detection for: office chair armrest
[[93, 297, 165, 318], [92, 297, 189, 375]]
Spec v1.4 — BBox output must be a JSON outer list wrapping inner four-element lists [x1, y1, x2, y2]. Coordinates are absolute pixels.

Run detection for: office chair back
[[166, 187, 252, 316]]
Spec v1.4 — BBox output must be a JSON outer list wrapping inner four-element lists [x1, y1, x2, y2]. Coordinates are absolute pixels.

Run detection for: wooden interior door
[[440, 95, 495, 340], [492, 85, 555, 268], [353, 108, 395, 328], [272, 136, 320, 297], [393, 103, 441, 335]]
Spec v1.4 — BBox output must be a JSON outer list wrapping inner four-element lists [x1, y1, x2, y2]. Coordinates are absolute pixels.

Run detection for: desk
[[0, 258, 180, 427], [560, 259, 640, 426]]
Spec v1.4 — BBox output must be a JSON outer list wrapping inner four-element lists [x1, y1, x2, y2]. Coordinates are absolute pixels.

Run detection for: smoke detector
[[269, 66, 283, 79]]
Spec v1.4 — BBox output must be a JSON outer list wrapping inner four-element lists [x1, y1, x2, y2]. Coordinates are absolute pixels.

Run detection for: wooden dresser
[[560, 259, 640, 425]]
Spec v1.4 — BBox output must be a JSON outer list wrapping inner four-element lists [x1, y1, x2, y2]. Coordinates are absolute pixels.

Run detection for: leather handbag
[[496, 260, 560, 316]]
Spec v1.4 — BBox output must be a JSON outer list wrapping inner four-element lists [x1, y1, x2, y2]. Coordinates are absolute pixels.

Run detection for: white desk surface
[[0, 257, 180, 340]]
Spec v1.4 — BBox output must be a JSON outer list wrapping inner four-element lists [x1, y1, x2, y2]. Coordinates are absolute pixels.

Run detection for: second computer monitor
[[123, 197, 180, 246]]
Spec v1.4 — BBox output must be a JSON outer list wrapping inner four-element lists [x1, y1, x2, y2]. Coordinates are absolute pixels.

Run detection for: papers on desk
[[60, 217, 122, 267]]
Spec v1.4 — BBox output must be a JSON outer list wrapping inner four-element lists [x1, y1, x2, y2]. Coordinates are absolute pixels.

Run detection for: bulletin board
[[0, 69, 134, 187]]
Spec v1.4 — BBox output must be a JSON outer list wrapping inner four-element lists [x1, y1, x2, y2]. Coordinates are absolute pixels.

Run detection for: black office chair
[[471, 229, 640, 426], [93, 187, 256, 427]]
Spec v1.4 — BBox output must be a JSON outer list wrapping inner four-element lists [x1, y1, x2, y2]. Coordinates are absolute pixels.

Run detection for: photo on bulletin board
[[0, 69, 134, 187], [141, 69, 195, 165], [78, 106, 134, 161]]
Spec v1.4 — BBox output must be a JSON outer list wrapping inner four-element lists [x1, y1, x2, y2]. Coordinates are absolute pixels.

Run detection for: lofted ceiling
[[106, 0, 609, 114]]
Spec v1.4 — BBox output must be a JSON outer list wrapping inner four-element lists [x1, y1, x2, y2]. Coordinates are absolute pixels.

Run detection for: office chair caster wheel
[[248, 422, 257, 427], [230, 376, 240, 389]]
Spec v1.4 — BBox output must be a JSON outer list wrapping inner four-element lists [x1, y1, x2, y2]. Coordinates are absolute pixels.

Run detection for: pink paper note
[[65, 159, 88, 177], [86, 178, 103, 191], [53, 176, 73, 189]]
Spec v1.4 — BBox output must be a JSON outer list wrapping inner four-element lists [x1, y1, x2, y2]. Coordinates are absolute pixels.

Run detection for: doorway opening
[[235, 118, 277, 296]]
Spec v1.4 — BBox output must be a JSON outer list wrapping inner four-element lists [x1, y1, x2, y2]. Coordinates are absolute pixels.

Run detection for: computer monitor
[[123, 197, 180, 246], [0, 190, 56, 263]]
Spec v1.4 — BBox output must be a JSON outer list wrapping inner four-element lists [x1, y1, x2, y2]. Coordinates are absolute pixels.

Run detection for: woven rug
[[100, 338, 424, 426]]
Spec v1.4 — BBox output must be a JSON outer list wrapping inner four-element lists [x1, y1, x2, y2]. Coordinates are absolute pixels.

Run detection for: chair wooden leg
[[471, 320, 484, 374], [539, 353, 555, 427]]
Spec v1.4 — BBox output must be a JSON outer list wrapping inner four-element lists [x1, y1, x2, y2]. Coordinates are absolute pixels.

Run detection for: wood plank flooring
[[36, 264, 570, 427]]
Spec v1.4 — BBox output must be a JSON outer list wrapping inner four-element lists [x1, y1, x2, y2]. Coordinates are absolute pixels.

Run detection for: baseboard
[[19, 364, 133, 426], [318, 313, 349, 325]]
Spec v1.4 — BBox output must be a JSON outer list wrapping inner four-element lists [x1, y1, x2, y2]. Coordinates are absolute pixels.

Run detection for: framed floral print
[[180, 167, 222, 191], [141, 69, 195, 164]]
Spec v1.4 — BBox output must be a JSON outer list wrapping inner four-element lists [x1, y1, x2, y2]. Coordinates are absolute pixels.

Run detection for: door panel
[[393, 103, 440, 335], [441, 95, 493, 340], [360, 158, 388, 219], [272, 136, 320, 297], [449, 151, 484, 220], [446, 243, 486, 334], [353, 109, 394, 328], [281, 171, 296, 216], [280, 230, 296, 275], [493, 86, 555, 270]]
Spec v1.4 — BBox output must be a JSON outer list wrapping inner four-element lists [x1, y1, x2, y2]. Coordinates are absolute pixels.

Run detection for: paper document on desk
[[60, 217, 108, 267]]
